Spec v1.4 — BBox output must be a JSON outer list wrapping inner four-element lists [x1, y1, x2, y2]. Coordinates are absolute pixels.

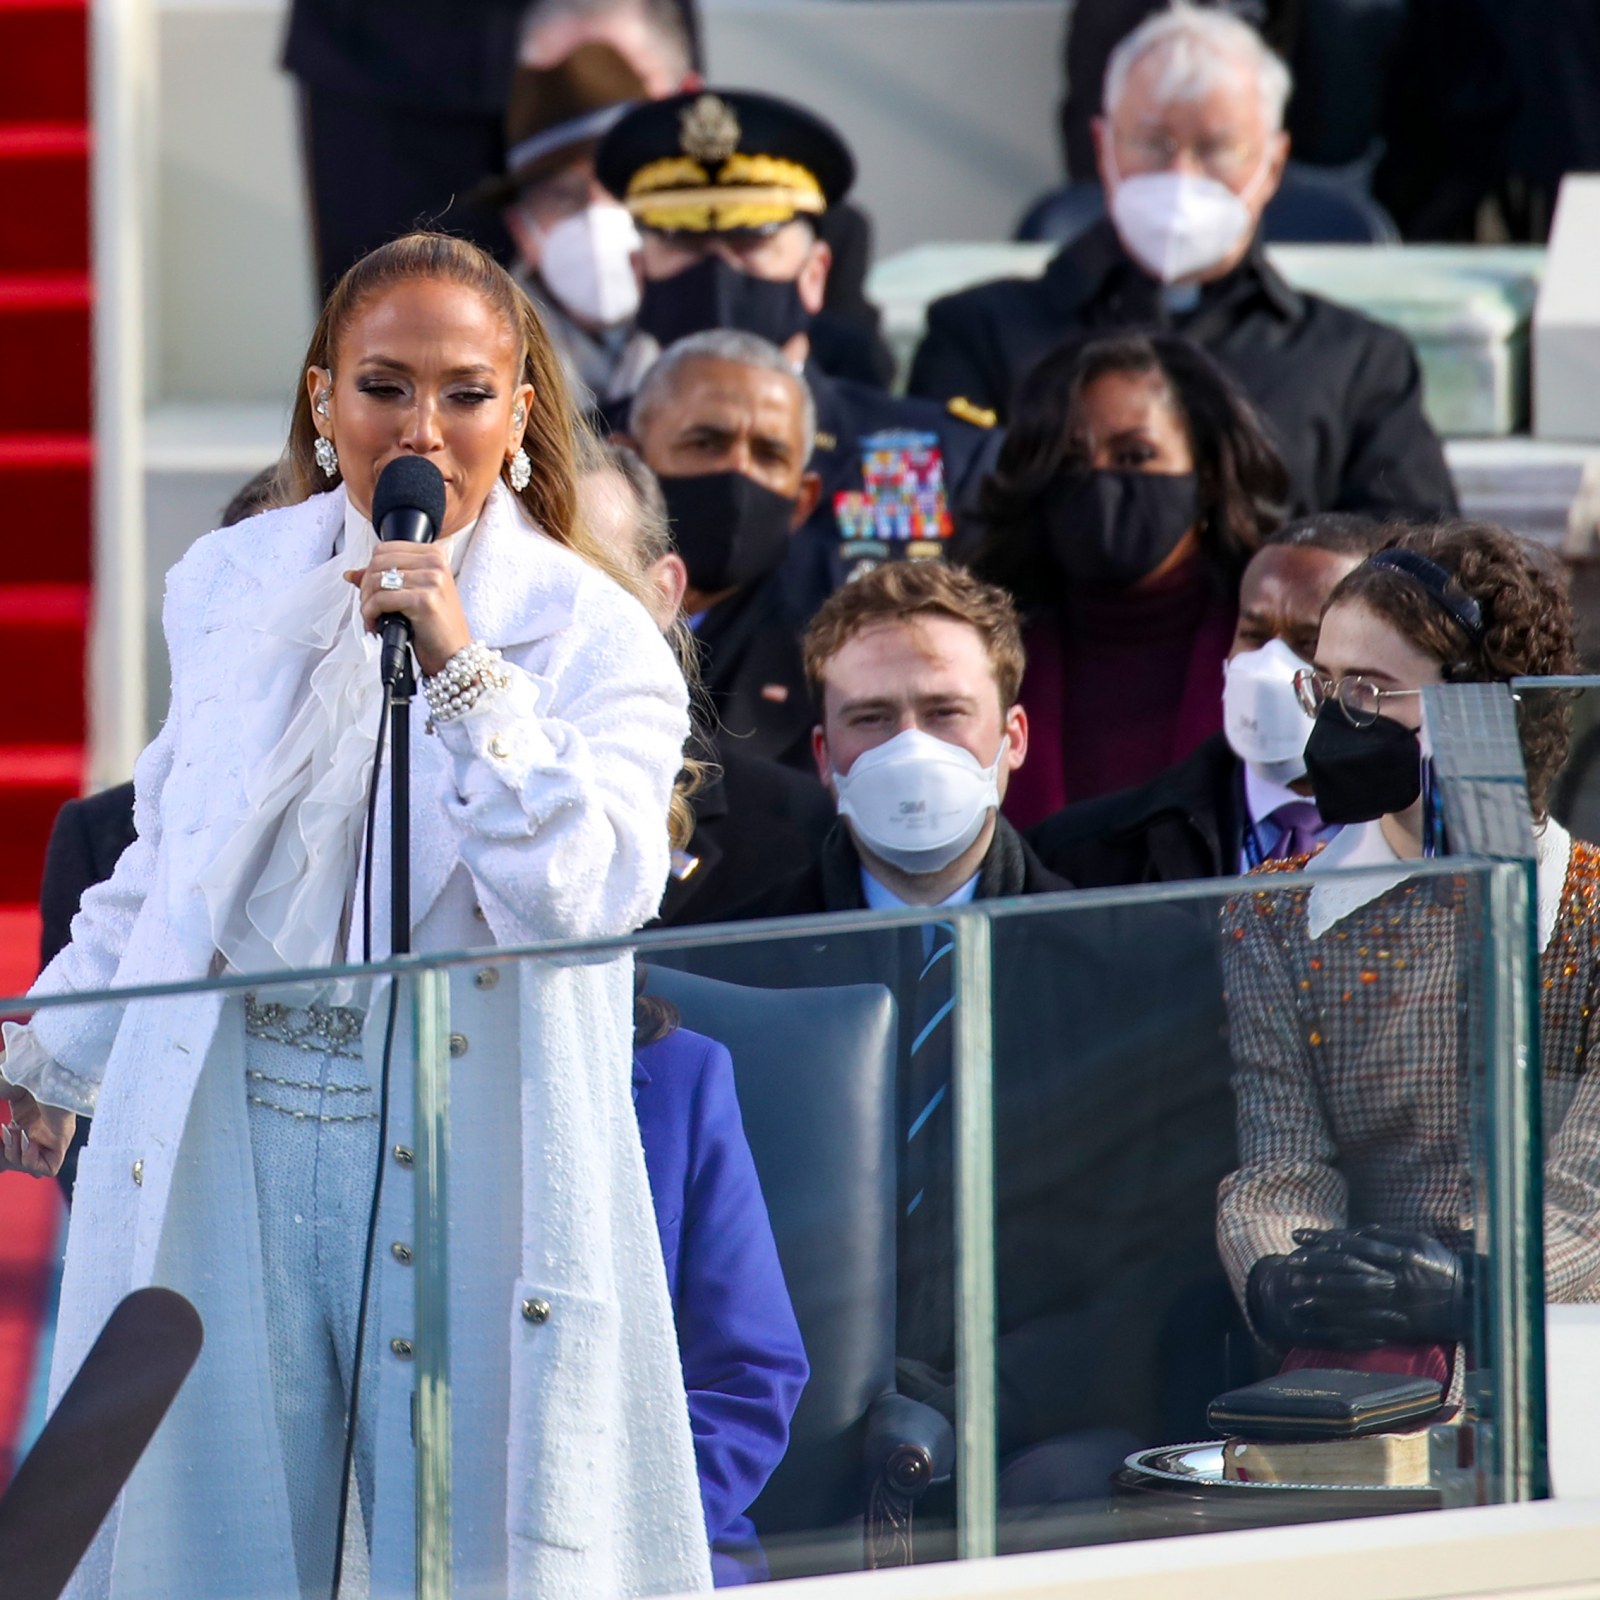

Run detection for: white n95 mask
[[538, 203, 641, 327], [1222, 636, 1314, 785], [1108, 165, 1265, 284], [832, 728, 1007, 875]]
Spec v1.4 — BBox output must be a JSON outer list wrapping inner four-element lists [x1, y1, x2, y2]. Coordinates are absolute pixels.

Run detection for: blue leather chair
[[641, 965, 955, 1578]]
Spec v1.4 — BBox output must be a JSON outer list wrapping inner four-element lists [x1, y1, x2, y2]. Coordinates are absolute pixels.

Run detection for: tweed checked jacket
[[1217, 819, 1600, 1307]]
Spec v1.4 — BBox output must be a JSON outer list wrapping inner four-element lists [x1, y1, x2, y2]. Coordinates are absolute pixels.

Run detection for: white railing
[[89, 0, 156, 787]]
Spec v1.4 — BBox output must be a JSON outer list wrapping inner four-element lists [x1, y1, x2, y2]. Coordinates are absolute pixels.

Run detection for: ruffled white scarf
[[196, 491, 473, 979]]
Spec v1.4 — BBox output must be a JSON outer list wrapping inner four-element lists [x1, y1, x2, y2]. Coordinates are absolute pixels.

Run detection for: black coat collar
[[818, 815, 1072, 911], [1111, 732, 1240, 837], [1042, 220, 1302, 326]]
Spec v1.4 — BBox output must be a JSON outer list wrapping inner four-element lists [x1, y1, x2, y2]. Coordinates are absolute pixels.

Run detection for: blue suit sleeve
[[675, 1036, 810, 1545]]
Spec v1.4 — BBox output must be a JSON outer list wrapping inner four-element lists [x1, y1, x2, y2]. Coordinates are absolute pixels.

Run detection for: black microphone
[[370, 456, 447, 686], [0, 1288, 203, 1600]]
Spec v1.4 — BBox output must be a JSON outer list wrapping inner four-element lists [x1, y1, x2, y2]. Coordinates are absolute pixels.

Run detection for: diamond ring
[[379, 568, 404, 591]]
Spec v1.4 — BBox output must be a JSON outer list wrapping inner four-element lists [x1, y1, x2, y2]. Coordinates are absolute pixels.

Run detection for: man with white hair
[[908, 2, 1456, 521]]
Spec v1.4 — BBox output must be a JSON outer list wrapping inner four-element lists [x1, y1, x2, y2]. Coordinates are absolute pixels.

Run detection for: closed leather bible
[[1222, 1429, 1433, 1488], [1207, 1368, 1444, 1440]]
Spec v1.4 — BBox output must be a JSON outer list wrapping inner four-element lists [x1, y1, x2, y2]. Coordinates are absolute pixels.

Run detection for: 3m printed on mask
[[833, 728, 1006, 874]]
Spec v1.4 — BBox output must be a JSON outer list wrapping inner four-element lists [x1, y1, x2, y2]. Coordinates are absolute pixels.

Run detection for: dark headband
[[1366, 548, 1486, 643]]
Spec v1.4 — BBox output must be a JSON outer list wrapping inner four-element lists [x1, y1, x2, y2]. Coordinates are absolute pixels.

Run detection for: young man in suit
[[712, 562, 1240, 1524], [738, 562, 1043, 919]]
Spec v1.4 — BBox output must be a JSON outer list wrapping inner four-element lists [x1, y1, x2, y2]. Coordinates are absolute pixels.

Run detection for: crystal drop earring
[[508, 448, 532, 492], [315, 436, 339, 478]]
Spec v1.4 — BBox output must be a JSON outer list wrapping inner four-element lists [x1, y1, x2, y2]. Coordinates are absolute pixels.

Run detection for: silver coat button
[[390, 1338, 414, 1359], [488, 733, 510, 759], [131, 1159, 144, 1187], [473, 967, 498, 991], [521, 1298, 551, 1325], [390, 1242, 413, 1264], [392, 1144, 414, 1167], [449, 1033, 468, 1059]]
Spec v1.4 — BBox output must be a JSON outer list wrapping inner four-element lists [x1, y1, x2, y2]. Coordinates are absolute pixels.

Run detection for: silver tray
[[1122, 1441, 1436, 1496]]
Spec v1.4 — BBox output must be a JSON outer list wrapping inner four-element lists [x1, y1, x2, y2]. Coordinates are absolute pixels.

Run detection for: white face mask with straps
[[1222, 636, 1314, 786], [1106, 147, 1273, 284], [832, 728, 1008, 875], [535, 202, 641, 328]]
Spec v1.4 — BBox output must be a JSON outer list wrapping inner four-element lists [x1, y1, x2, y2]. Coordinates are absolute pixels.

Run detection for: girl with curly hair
[[974, 331, 1288, 824], [1217, 521, 1600, 1374]]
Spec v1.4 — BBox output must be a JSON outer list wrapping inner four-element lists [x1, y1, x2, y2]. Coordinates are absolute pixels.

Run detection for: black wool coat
[[1029, 732, 1246, 890], [906, 221, 1458, 521], [694, 578, 815, 775]]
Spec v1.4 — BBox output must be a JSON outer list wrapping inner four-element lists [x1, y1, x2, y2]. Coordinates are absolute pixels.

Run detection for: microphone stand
[[388, 650, 415, 957]]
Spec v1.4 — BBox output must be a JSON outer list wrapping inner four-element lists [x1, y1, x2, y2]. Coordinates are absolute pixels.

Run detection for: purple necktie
[[1266, 800, 1324, 862]]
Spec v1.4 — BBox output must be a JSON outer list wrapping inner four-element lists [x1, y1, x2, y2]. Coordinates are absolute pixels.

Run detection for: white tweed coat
[[17, 484, 712, 1599]]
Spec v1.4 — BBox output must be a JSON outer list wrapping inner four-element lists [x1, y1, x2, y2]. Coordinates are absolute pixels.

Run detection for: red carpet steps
[[0, 0, 90, 1483]]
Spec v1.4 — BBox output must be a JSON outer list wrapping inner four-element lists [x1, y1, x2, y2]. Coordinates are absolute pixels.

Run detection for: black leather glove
[[1286, 1225, 1471, 1344], [1245, 1252, 1344, 1349]]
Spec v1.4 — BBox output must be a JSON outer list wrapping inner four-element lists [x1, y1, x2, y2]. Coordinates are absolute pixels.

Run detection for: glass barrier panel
[[402, 910, 984, 1588], [2, 837, 1552, 1595], [396, 850, 1547, 1589], [973, 860, 1539, 1561], [1, 964, 425, 1599]]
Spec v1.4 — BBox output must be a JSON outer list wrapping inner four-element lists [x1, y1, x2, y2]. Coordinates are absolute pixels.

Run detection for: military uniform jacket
[[773, 364, 1003, 623], [906, 220, 1458, 521]]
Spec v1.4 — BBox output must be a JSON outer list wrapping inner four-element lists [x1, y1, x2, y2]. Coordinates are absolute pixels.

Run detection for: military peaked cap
[[596, 88, 855, 233]]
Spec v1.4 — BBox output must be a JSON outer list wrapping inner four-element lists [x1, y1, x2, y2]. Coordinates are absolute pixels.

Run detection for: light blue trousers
[[245, 1001, 381, 1599]]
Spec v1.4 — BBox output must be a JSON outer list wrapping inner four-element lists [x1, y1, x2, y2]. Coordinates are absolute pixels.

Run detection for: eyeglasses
[[1294, 668, 1423, 728], [1112, 130, 1259, 182]]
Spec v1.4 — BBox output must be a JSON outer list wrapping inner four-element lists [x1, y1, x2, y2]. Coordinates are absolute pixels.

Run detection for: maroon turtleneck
[[1003, 553, 1237, 829]]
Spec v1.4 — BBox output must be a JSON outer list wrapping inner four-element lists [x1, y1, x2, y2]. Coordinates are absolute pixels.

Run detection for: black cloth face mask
[[1042, 469, 1200, 590], [1304, 701, 1423, 824], [659, 470, 797, 595], [636, 255, 812, 348]]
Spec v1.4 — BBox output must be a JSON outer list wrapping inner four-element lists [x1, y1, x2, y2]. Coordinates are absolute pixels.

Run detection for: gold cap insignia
[[679, 94, 741, 162]]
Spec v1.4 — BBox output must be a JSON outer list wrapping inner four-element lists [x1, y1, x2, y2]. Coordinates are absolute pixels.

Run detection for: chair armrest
[[863, 1391, 955, 1498]]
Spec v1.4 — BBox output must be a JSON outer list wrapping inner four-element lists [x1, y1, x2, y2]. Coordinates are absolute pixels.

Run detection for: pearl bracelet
[[422, 640, 511, 725]]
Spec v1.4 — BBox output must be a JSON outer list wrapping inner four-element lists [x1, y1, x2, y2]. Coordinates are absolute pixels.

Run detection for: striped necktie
[[899, 920, 956, 1364]]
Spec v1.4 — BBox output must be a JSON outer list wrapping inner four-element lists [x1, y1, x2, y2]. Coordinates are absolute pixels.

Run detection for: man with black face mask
[[596, 88, 1002, 619], [620, 329, 822, 771]]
